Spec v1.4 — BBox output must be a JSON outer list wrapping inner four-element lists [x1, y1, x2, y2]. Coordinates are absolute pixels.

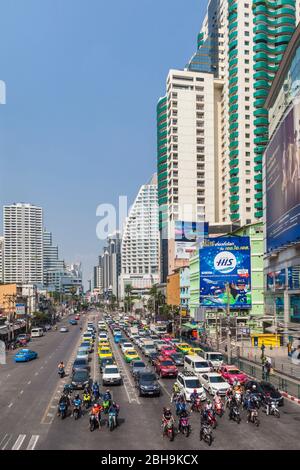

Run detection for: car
[[154, 356, 178, 378], [220, 365, 248, 385], [175, 370, 206, 402], [199, 372, 231, 396], [80, 341, 93, 353], [118, 338, 128, 347], [98, 333, 108, 341], [44, 324, 52, 331], [14, 349, 38, 362], [98, 347, 113, 359], [136, 371, 161, 397], [131, 360, 148, 378], [243, 380, 268, 404], [76, 349, 89, 362], [124, 349, 140, 363], [169, 352, 184, 367], [69, 319, 78, 325], [259, 381, 284, 406], [75, 315, 80, 320], [162, 336, 173, 343], [154, 340, 167, 352], [60, 327, 69, 333], [188, 347, 203, 356], [148, 351, 159, 366], [176, 343, 192, 355], [71, 369, 92, 390], [98, 340, 110, 348], [121, 342, 133, 353], [99, 356, 115, 372], [160, 345, 177, 357], [102, 365, 122, 386], [72, 358, 91, 374]]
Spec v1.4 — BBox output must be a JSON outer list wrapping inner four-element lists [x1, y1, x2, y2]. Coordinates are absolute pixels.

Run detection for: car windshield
[[195, 361, 209, 368], [185, 379, 200, 388], [228, 369, 240, 374], [73, 371, 88, 380], [209, 354, 223, 361], [74, 359, 87, 365], [127, 351, 136, 355], [209, 376, 226, 383], [161, 361, 174, 366], [144, 345, 154, 349], [77, 351, 87, 356], [105, 368, 119, 374], [141, 374, 156, 382], [134, 362, 146, 368]]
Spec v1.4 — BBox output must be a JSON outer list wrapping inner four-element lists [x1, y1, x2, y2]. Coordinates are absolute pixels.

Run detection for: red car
[[160, 345, 177, 357], [75, 315, 80, 321], [154, 355, 178, 378], [162, 336, 173, 343], [220, 365, 248, 385]]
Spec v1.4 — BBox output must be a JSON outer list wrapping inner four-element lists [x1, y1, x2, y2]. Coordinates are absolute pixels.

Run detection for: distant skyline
[[0, 0, 208, 288]]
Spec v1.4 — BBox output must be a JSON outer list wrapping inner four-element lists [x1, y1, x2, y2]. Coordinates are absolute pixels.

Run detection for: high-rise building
[[0, 236, 4, 283], [3, 203, 43, 284], [157, 68, 223, 280], [119, 175, 159, 297], [43, 230, 64, 286], [99, 231, 121, 299]]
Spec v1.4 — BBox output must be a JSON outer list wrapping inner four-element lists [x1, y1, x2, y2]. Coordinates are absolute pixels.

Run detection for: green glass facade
[[157, 96, 168, 232], [253, 0, 296, 219]]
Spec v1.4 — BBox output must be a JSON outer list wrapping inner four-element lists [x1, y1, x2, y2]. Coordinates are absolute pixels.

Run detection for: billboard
[[200, 237, 251, 309], [175, 221, 208, 259], [15, 304, 26, 317], [266, 103, 300, 252]]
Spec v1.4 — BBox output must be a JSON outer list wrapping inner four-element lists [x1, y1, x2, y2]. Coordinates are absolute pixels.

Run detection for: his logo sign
[[214, 251, 236, 274]]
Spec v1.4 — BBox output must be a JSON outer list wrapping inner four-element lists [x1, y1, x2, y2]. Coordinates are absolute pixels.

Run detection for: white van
[[202, 351, 224, 369], [184, 355, 212, 375], [31, 328, 44, 338]]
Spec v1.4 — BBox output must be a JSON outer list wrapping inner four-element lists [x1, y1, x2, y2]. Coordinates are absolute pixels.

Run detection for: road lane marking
[[20, 390, 23, 395], [26, 435, 39, 450], [27, 381, 31, 385], [0, 434, 8, 447], [35, 372, 38, 376], [1, 434, 12, 450], [12, 434, 26, 450], [8, 402, 13, 408]]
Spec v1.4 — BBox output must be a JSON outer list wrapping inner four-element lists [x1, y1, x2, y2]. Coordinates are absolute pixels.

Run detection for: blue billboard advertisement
[[266, 103, 300, 252], [200, 237, 251, 309]]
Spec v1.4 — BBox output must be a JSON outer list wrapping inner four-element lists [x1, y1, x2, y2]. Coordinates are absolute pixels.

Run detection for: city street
[[0, 310, 299, 450]]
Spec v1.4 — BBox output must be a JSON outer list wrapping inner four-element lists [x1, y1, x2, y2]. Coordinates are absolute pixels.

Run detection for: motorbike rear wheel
[[274, 410, 280, 419], [206, 434, 212, 446]]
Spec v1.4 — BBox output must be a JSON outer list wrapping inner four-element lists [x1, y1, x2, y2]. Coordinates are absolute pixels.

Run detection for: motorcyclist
[[228, 394, 238, 420], [190, 389, 199, 404], [263, 394, 273, 416], [162, 407, 174, 433], [225, 386, 234, 408], [175, 395, 187, 416], [83, 390, 92, 408], [72, 394, 82, 416], [102, 389, 112, 402], [57, 392, 70, 416], [90, 402, 102, 429], [213, 391, 223, 411], [108, 401, 120, 427], [171, 382, 180, 403], [92, 381, 100, 401], [246, 396, 258, 423]]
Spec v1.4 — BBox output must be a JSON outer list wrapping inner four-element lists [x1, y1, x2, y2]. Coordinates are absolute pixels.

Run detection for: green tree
[[124, 284, 133, 313]]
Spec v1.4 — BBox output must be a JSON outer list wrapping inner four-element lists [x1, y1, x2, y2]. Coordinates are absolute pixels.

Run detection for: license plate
[[148, 391, 154, 395]]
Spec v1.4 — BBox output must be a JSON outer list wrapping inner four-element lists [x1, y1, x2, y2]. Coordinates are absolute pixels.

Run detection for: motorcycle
[[171, 391, 180, 404], [248, 408, 260, 427], [229, 405, 241, 424], [73, 401, 82, 420], [178, 415, 191, 437], [58, 402, 67, 420], [207, 409, 217, 429], [63, 384, 73, 396], [162, 418, 175, 442], [191, 397, 202, 413], [234, 391, 242, 407], [199, 424, 213, 446], [58, 368, 65, 379], [263, 400, 280, 418], [213, 400, 224, 417], [108, 410, 118, 431], [89, 414, 100, 431]]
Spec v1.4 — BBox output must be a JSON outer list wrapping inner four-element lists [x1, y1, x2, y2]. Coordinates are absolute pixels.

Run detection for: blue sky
[[0, 0, 208, 286]]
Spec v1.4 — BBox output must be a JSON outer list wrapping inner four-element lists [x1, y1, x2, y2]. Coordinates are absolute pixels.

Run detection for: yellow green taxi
[[98, 341, 110, 350], [98, 347, 113, 359], [176, 343, 192, 355], [124, 349, 140, 363]]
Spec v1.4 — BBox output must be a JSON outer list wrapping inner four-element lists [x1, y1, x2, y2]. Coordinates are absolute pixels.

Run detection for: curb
[[281, 391, 300, 405]]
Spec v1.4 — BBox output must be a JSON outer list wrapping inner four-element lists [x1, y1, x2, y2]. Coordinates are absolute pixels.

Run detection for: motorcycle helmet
[[252, 384, 257, 390], [193, 389, 197, 393], [75, 394, 80, 399]]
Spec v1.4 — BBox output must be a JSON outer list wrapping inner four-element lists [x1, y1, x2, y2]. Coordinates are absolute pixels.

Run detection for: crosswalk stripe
[[1, 434, 12, 450], [12, 434, 26, 450], [26, 435, 39, 450]]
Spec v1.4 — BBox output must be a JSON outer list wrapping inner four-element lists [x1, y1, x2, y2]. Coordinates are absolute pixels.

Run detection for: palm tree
[[124, 284, 133, 313]]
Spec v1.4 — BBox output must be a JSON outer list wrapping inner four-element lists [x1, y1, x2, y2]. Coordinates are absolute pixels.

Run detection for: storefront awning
[[182, 323, 198, 330]]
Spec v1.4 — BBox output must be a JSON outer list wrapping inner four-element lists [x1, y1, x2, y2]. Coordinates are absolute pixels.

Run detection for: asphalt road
[[1, 309, 300, 450]]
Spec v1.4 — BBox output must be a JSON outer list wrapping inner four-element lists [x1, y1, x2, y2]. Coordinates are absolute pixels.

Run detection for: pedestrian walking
[[264, 360, 271, 381]]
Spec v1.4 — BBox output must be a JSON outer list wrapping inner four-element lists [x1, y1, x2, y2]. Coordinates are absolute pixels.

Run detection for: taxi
[[188, 347, 203, 356], [124, 348, 140, 363], [176, 343, 192, 355], [98, 340, 110, 349], [98, 347, 113, 359]]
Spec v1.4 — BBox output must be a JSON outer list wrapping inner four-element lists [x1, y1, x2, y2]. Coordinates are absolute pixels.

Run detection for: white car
[[121, 342, 133, 353], [60, 327, 69, 333], [199, 372, 231, 396], [175, 371, 207, 402], [98, 333, 108, 341], [102, 365, 122, 386]]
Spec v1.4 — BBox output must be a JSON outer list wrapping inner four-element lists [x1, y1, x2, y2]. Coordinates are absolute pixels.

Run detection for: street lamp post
[[226, 283, 232, 365]]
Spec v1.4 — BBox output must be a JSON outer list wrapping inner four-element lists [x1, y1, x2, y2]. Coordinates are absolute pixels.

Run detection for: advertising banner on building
[[175, 221, 208, 259], [266, 103, 300, 252], [199, 237, 251, 309], [15, 304, 26, 317]]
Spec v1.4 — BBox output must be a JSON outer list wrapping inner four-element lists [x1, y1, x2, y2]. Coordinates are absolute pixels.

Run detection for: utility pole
[[179, 306, 182, 342], [226, 283, 232, 364]]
